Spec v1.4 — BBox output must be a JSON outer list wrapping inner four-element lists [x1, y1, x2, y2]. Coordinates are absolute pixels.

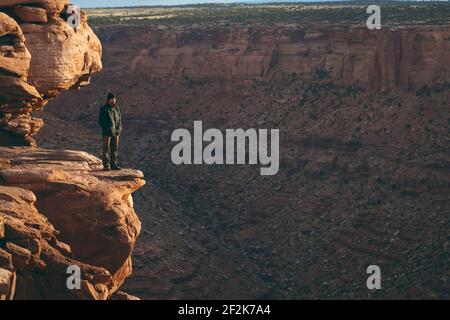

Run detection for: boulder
[[5, 242, 32, 269], [0, 148, 145, 297], [0, 1, 68, 16], [13, 5, 48, 23], [0, 12, 29, 80]]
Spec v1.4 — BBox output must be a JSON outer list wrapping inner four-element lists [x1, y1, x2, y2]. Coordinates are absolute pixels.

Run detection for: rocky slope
[[0, 2, 144, 300], [38, 23, 449, 299]]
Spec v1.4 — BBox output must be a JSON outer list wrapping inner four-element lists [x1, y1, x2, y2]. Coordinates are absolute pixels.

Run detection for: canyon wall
[[99, 24, 449, 91], [0, 2, 144, 300], [69, 22, 448, 299]]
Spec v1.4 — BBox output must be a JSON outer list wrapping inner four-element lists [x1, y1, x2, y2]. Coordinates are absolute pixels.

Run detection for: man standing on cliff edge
[[99, 93, 122, 171]]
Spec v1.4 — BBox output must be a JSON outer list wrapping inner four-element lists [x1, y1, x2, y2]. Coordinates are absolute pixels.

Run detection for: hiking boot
[[111, 165, 122, 171], [103, 166, 111, 171]]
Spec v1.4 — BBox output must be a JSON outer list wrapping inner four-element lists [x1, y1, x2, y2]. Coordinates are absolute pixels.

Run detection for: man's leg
[[102, 136, 111, 170], [110, 135, 121, 170]]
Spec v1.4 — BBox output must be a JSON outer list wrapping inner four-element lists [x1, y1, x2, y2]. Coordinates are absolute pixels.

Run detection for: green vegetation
[[86, 1, 450, 27]]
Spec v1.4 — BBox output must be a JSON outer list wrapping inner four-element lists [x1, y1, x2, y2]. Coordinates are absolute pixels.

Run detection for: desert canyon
[[0, 1, 449, 300]]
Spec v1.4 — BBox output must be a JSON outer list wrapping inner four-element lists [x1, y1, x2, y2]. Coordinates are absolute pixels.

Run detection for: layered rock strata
[[108, 24, 450, 91], [0, 1, 101, 146], [0, 148, 145, 299]]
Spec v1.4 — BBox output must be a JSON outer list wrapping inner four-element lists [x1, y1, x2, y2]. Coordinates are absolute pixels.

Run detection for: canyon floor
[[36, 18, 449, 299]]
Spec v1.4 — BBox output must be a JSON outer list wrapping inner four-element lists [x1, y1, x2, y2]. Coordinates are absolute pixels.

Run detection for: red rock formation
[[120, 24, 449, 91], [0, 0, 67, 14], [0, 184, 114, 300], [13, 5, 48, 23], [0, 0, 101, 146], [0, 2, 144, 300], [0, 148, 145, 299]]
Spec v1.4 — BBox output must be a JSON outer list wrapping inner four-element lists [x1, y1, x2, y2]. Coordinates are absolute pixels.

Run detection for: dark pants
[[102, 135, 120, 167]]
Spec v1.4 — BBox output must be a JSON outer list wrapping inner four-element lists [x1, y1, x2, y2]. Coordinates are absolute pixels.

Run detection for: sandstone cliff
[[0, 148, 144, 299], [0, 0, 101, 146], [0, 2, 144, 300], [100, 24, 449, 92]]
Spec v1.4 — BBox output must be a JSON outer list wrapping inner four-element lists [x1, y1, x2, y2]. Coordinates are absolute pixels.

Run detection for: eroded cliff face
[[108, 24, 449, 91], [0, 148, 144, 299], [0, 184, 114, 300], [0, 2, 144, 300], [0, 0, 101, 146]]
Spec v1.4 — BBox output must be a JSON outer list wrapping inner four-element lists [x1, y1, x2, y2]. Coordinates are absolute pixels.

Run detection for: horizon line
[[80, 1, 444, 9]]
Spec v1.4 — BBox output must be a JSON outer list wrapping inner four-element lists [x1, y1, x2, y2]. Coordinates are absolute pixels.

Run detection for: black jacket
[[99, 104, 122, 137]]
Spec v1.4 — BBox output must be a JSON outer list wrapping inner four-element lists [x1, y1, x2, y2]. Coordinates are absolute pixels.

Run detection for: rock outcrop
[[0, 184, 111, 300], [112, 24, 449, 91], [0, 0, 101, 146], [0, 148, 145, 299], [0, 2, 144, 300]]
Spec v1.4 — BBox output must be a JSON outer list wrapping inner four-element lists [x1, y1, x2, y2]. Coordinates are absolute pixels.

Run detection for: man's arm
[[117, 106, 123, 133]]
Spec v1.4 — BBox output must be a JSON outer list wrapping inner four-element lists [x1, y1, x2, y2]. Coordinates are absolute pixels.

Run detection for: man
[[98, 93, 122, 171]]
